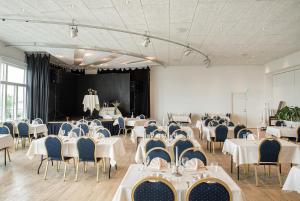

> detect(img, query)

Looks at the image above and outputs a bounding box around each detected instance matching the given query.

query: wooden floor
[0,130,300,201]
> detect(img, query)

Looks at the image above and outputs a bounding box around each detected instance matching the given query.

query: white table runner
[112,164,245,201]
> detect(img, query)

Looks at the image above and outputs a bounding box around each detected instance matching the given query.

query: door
[232,92,247,126]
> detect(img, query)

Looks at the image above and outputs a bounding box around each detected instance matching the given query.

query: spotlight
[184,47,192,56]
[70,25,78,38]
[142,36,150,47]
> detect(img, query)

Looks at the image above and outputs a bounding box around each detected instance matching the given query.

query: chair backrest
[77,137,96,162]
[275,120,285,127]
[70,127,84,137]
[173,139,194,159]
[146,147,172,164]
[215,125,228,142]
[3,122,14,136]
[186,177,232,201]
[145,139,166,153]
[17,122,29,137]
[148,120,157,125]
[297,127,300,142]
[227,121,234,127]
[118,116,125,129]
[218,119,226,125]
[237,128,253,139]
[180,148,207,166]
[138,114,146,119]
[96,127,111,137]
[45,136,63,161]
[33,118,43,124]
[168,124,180,135]
[60,122,73,136]
[204,118,213,126]
[78,119,88,124]
[168,121,177,126]
[173,129,188,138]
[132,176,177,201]
[233,124,246,138]
[153,129,167,137]
[0,125,10,135]
[208,120,219,127]
[146,124,158,135]
[77,123,89,135]
[258,138,281,163]
[92,119,102,126]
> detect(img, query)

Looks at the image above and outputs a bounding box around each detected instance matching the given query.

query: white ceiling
[0,0,299,68]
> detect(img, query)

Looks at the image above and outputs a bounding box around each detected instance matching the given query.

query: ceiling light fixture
[70,19,78,38]
[184,44,192,56]
[142,33,151,47]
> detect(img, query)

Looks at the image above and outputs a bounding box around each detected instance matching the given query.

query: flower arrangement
[112,101,120,108]
[88,88,97,95]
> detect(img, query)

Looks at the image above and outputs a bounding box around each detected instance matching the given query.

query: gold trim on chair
[254,137,282,187]
[131,176,177,201]
[186,177,233,201]
[145,147,173,164]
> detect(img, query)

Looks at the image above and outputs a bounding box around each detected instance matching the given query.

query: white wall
[150,65,265,128]
[0,41,25,63]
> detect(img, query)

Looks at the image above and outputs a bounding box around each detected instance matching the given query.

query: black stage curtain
[26,53,50,123]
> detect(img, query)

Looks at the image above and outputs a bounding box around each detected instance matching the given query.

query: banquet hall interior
[0,0,300,201]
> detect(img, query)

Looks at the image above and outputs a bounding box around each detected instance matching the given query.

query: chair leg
[97,163,100,182]
[7,149,11,162]
[73,158,76,173]
[103,158,106,173]
[109,164,111,179]
[44,160,49,180]
[56,161,59,172]
[84,162,87,173]
[277,166,282,187]
[254,165,258,186]
[268,166,271,177]
[75,161,79,182]
[63,162,67,181]
[212,142,215,154]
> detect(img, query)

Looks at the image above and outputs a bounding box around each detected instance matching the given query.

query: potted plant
[275,106,300,127]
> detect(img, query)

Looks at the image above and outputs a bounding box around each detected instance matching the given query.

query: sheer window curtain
[26,53,50,123]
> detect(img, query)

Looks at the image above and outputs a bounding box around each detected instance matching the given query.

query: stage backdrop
[48,67,150,121]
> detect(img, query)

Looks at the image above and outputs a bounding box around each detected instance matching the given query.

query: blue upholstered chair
[3,122,14,137]
[44,135,74,181]
[168,121,177,126]
[204,118,213,127]
[91,119,102,126]
[210,125,228,154]
[168,123,180,135]
[70,127,84,137]
[96,127,111,138]
[180,148,207,166]
[132,176,177,201]
[148,120,157,125]
[146,124,158,136]
[208,120,219,127]
[237,128,253,139]
[146,148,172,165]
[0,125,10,135]
[33,118,43,124]
[77,123,89,136]
[76,137,102,182]
[145,139,166,153]
[233,124,246,138]
[138,114,146,119]
[227,121,235,127]
[186,178,232,201]
[117,116,127,135]
[275,120,285,127]
[173,129,188,138]
[254,138,282,186]
[59,122,73,136]
[78,119,88,124]
[153,129,167,138]
[172,139,194,159]
[17,122,32,148]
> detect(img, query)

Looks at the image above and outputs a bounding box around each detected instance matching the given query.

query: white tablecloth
[26,136,125,166]
[283,165,300,193]
[266,126,298,138]
[222,139,300,166]
[82,95,100,112]
[131,126,194,143]
[0,134,14,150]
[14,124,48,138]
[135,138,201,164]
[202,126,235,141]
[112,164,245,201]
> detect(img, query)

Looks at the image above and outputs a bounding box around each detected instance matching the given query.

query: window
[0,62,26,122]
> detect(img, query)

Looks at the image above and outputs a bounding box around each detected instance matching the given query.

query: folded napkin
[185,158,205,170]
[148,158,168,170]
[175,134,187,139]
[68,131,78,138]
[154,134,166,139]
